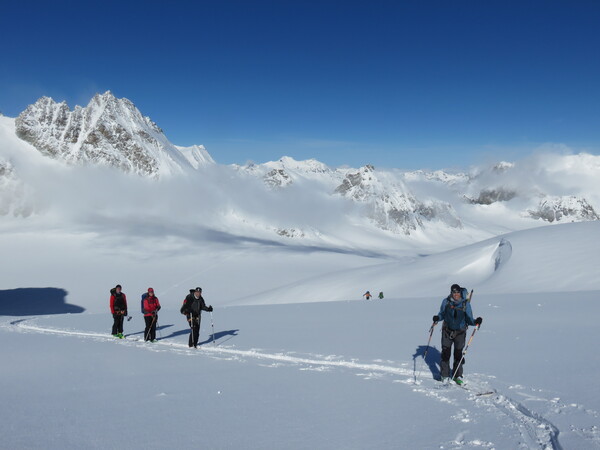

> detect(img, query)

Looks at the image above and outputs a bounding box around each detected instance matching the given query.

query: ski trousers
[112,313,124,335]
[189,316,201,347]
[144,315,157,341]
[440,326,466,378]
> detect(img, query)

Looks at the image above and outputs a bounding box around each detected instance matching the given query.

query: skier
[432,284,482,384]
[180,287,213,348]
[363,291,372,300]
[142,288,161,342]
[378,291,384,299]
[109,284,128,338]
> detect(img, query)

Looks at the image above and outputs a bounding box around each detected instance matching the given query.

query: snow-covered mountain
[3,92,600,246]
[528,195,600,222]
[15,91,209,177]
[333,164,462,234]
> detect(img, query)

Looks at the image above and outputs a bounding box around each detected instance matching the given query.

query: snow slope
[237,221,600,305]
[1,289,598,449]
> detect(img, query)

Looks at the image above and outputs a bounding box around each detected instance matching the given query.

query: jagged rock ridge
[529,196,599,223]
[15,92,209,177]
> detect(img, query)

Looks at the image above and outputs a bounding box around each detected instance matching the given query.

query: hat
[450,284,461,293]
[195,287,202,292]
[115,284,122,289]
[148,287,154,293]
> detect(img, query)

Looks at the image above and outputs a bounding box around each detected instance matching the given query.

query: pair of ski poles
[416,290,480,383]
[416,321,480,383]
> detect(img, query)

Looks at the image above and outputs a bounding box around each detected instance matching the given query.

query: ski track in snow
[5,318,599,449]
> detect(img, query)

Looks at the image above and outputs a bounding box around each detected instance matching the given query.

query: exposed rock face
[335,165,462,234]
[264,169,293,189]
[529,196,600,223]
[15,92,199,177]
[467,188,518,205]
[276,228,305,238]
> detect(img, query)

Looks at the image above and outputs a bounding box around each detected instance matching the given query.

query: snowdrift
[236,221,600,305]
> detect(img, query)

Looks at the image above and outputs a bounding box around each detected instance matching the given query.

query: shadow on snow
[158,326,240,346]
[412,345,441,380]
[0,288,85,316]
[201,329,239,346]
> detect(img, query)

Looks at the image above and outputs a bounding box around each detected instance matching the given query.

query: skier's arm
[435,299,447,323]
[123,293,128,315]
[110,295,115,314]
[465,302,476,326]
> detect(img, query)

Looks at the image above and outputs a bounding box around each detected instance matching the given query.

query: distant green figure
[378,291,384,299]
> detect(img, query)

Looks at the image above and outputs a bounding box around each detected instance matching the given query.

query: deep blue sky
[1,1,599,169]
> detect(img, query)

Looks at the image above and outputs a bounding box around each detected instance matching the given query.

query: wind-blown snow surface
[1,221,600,448]
[1,291,599,449]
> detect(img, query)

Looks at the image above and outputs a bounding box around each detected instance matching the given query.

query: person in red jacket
[109,284,128,338]
[142,288,161,342]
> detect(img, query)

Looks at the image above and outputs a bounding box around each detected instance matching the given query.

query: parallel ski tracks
[6,317,564,449]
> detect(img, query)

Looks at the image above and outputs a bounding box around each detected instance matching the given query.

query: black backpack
[141,293,148,314]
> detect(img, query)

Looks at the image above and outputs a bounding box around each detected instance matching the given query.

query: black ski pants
[440,326,466,378]
[112,313,124,335]
[144,315,157,341]
[189,316,201,347]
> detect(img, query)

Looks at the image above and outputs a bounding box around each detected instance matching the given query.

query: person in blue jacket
[433,284,482,384]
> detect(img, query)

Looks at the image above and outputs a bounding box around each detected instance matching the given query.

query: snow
[1,288,598,449]
[2,95,600,448]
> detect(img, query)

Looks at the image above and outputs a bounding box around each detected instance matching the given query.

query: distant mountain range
[1,92,598,244]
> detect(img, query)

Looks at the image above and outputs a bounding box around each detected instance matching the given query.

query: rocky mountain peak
[14,92,204,177]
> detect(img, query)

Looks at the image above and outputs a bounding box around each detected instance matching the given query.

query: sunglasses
[451,289,461,294]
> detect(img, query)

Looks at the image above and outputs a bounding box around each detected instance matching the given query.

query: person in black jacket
[180,287,213,348]
[109,284,128,338]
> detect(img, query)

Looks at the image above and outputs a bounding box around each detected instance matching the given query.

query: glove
[157,306,161,311]
[207,305,213,312]
[152,311,157,317]
[475,317,483,326]
[123,311,127,316]
[433,315,439,323]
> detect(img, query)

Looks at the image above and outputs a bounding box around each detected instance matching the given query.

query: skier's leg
[440,327,452,378]
[194,317,201,346]
[452,329,467,378]
[144,316,152,341]
[112,314,119,335]
[151,316,157,340]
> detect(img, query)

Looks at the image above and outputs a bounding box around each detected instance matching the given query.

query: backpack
[141,293,148,314]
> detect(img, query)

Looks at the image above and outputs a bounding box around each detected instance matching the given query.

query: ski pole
[452,323,480,381]
[145,314,157,341]
[415,322,437,382]
[210,311,216,347]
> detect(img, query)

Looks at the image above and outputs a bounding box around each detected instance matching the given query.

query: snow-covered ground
[1,290,598,449]
[1,220,599,449]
